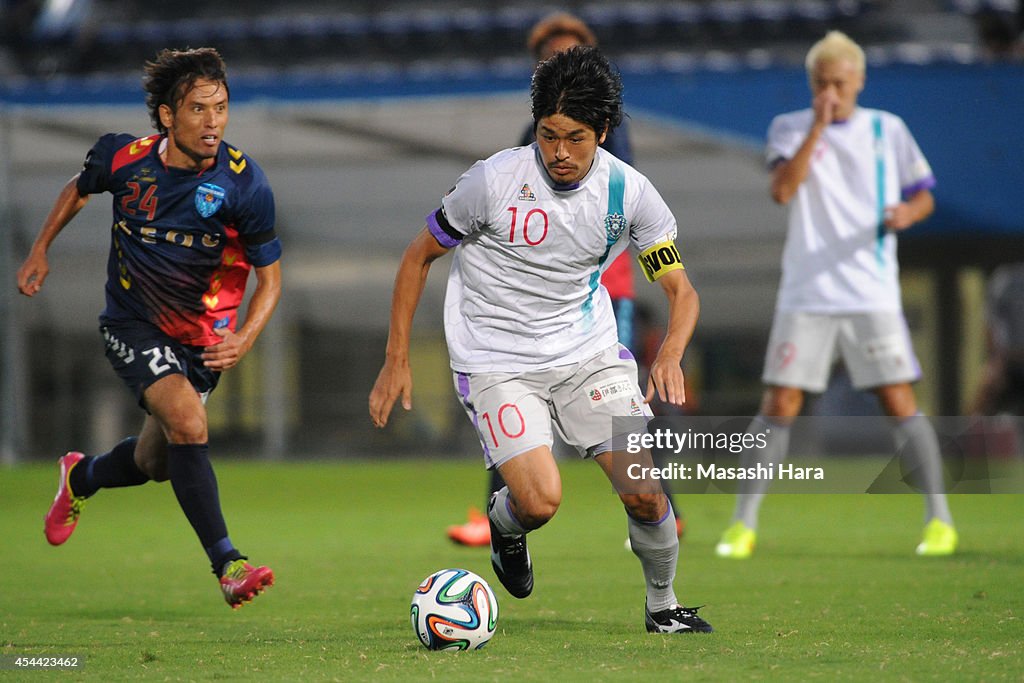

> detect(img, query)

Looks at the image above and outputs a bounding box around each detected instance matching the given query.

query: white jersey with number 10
[427,144,682,374]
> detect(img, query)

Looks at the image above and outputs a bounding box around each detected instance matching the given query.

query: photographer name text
[627,462,824,481]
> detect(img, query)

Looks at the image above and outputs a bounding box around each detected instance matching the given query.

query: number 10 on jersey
[507,207,548,245]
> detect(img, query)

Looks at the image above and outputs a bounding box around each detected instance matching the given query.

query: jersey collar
[158,135,221,177]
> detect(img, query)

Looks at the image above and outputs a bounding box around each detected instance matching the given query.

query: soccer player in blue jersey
[17,47,282,608]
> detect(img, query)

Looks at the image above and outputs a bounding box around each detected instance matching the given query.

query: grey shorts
[453,344,653,469]
[762,310,921,392]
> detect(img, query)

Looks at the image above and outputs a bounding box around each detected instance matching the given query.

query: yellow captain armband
[637,241,685,282]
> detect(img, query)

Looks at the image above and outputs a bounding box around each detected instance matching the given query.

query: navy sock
[488,469,506,507]
[166,443,242,575]
[69,437,149,498]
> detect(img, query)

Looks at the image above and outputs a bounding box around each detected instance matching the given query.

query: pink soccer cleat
[220,560,275,609]
[44,452,87,546]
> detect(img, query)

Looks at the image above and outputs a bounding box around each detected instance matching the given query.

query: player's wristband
[637,241,684,282]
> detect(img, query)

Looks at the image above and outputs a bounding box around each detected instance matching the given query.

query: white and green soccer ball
[410,568,498,651]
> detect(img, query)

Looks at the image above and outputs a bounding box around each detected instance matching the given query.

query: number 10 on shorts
[481,403,525,448]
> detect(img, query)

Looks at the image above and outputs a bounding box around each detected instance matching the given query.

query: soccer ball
[410,568,498,651]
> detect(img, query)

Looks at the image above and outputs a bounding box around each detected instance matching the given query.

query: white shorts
[762,310,921,393]
[453,344,653,470]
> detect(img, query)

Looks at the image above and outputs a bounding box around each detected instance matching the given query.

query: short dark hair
[143,47,229,133]
[530,46,623,137]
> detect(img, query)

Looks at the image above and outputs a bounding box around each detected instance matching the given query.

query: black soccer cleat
[645,603,713,634]
[487,493,534,599]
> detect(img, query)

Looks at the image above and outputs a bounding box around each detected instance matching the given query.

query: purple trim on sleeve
[901,176,936,201]
[426,209,461,249]
[618,346,634,361]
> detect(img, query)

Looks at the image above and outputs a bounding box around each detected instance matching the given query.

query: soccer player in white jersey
[370,46,711,633]
[715,31,958,559]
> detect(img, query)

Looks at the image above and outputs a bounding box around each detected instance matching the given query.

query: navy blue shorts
[100,319,220,408]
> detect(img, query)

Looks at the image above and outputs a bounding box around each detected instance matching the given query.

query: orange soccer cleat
[446,507,492,547]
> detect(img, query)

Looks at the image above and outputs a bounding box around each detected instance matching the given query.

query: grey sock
[892,414,954,525]
[488,486,529,536]
[628,508,678,612]
[733,416,791,529]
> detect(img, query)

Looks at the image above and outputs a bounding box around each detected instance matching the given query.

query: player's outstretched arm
[646,268,699,406]
[17,174,90,296]
[369,227,450,428]
[203,261,282,371]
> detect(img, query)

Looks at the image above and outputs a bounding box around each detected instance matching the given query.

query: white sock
[892,413,954,525]
[733,416,790,529]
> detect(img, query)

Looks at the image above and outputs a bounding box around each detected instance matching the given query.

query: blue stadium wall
[4,61,1021,240]
[625,62,1023,241]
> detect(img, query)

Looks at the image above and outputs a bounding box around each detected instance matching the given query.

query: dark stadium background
[2,0,1022,462]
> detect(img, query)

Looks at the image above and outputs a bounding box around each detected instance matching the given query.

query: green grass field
[1,460,1022,681]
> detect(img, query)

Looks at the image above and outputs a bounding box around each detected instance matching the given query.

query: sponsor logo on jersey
[195,183,226,218]
[629,398,643,416]
[604,212,627,242]
[518,183,536,202]
[133,167,157,183]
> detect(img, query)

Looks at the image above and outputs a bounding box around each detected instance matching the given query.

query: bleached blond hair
[805,30,866,76]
